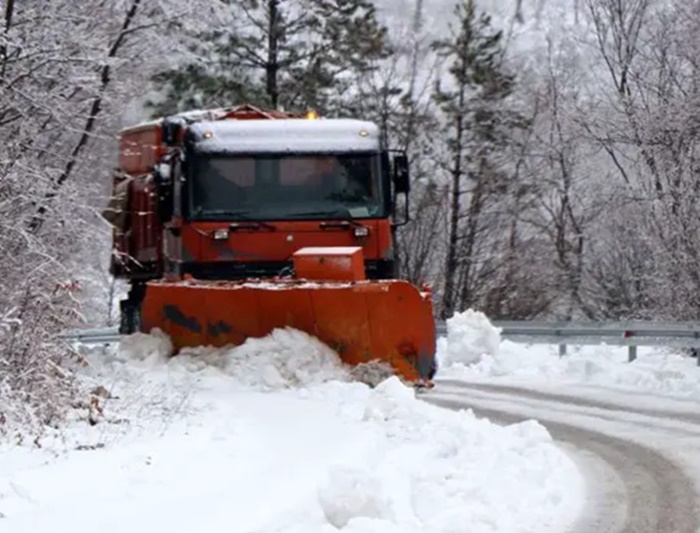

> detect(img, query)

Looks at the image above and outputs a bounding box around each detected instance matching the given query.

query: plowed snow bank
[0,328,584,533]
[437,310,700,399]
[167,327,352,389]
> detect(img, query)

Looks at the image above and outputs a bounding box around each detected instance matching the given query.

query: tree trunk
[0,0,15,79]
[514,0,524,23]
[439,8,470,319]
[441,109,465,318]
[457,161,486,309]
[266,0,280,108]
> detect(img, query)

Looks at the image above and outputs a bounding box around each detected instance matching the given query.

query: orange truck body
[105,104,436,384]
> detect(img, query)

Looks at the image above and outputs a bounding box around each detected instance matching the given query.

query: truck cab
[105,105,411,333]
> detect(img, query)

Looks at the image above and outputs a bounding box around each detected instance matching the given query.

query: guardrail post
[559,344,566,357]
[622,331,637,362]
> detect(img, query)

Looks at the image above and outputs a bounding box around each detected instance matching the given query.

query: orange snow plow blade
[139,278,437,383]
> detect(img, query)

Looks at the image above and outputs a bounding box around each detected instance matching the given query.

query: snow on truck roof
[188,118,381,154]
[119,108,232,133]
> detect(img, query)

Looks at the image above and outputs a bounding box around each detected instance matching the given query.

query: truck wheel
[119,299,140,334]
[118,282,145,335]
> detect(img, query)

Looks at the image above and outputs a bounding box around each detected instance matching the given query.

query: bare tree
[0,0,208,436]
[580,0,700,320]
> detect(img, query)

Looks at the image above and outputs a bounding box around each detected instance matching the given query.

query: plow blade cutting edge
[139,278,437,384]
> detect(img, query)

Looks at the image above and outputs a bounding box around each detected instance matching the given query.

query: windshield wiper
[230,219,276,232]
[287,206,356,219]
[206,211,277,231]
[319,219,363,230]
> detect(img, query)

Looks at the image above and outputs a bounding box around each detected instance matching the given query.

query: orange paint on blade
[139,278,435,383]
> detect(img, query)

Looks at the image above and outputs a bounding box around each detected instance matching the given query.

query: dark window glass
[189,153,384,220]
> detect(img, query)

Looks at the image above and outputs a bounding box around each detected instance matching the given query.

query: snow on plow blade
[139,278,436,383]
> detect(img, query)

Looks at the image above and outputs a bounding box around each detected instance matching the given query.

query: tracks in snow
[421,380,700,533]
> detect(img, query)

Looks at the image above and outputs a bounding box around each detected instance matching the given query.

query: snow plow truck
[102,104,436,385]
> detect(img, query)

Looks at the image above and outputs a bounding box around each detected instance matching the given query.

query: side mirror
[152,161,174,223]
[162,118,183,147]
[153,162,172,186]
[392,153,410,194]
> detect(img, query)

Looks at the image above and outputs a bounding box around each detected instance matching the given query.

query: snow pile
[0,329,583,533]
[118,328,173,363]
[442,339,700,398]
[165,327,352,390]
[318,465,391,528]
[437,309,501,367]
[314,376,582,532]
[348,360,396,388]
[435,309,700,398]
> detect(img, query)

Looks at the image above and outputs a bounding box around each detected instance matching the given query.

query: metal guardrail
[60,327,120,344]
[63,320,700,365]
[489,321,700,364]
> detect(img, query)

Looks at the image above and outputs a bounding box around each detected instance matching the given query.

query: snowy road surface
[423,379,700,533]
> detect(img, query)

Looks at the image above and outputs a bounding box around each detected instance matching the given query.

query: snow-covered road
[423,379,700,532]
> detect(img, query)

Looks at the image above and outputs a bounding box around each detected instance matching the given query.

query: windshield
[188,153,385,221]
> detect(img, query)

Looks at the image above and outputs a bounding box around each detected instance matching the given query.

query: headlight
[353,226,370,238]
[212,228,229,240]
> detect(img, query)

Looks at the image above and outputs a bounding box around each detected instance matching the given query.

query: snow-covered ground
[437,309,700,401]
[0,327,583,533]
[6,305,700,532]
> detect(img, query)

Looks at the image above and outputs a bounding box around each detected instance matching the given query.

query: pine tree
[148,0,392,115]
[432,0,523,319]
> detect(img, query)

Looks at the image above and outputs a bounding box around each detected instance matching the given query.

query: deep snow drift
[438,310,700,400]
[0,327,583,533]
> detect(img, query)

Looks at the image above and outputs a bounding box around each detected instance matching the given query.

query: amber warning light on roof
[305,110,319,119]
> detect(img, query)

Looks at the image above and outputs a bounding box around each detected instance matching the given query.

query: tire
[118,299,140,334]
[118,299,133,334]
[118,282,145,334]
